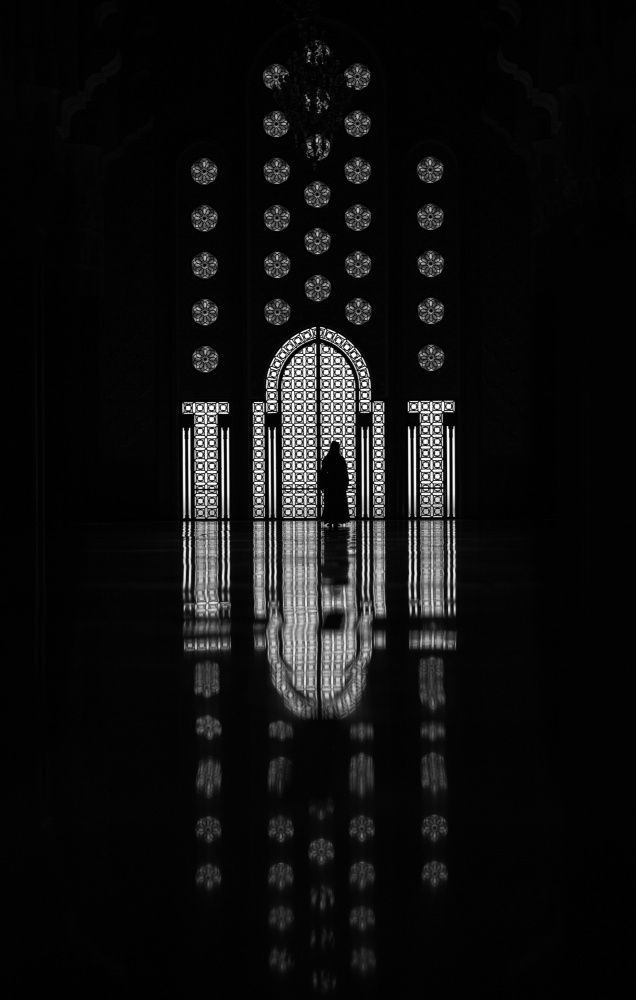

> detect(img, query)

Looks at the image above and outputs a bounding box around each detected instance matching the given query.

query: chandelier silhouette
[276,1,352,165]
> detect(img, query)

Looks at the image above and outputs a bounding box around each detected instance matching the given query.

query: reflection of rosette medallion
[418,345,445,371]
[263,110,289,137]
[418,203,444,230]
[268,720,294,740]
[195,863,221,889]
[195,715,222,739]
[191,158,217,185]
[349,816,375,841]
[304,228,331,254]
[191,252,218,279]
[344,110,371,137]
[268,815,294,842]
[421,814,448,842]
[351,948,376,974]
[268,862,294,889]
[268,906,294,931]
[304,181,330,208]
[195,816,221,843]
[417,156,444,183]
[194,661,219,696]
[192,299,218,326]
[345,62,371,90]
[308,838,335,865]
[196,757,222,796]
[269,948,293,972]
[345,251,372,278]
[264,298,291,325]
[418,250,444,277]
[268,757,292,795]
[264,204,290,231]
[191,205,218,231]
[421,861,448,886]
[349,861,375,888]
[305,135,331,161]
[345,157,371,184]
[346,297,372,325]
[345,204,372,231]
[418,297,444,324]
[349,906,375,930]
[264,251,291,278]
[264,157,290,184]
[305,275,331,302]
[192,346,219,373]
[263,63,289,89]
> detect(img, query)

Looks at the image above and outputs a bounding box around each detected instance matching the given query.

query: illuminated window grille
[407,401,456,518]
[182,402,230,520]
[254,328,385,519]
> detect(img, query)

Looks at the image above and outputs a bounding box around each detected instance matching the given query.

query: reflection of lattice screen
[281,345,319,518]
[408,400,455,517]
[182,401,229,519]
[282,522,319,697]
[320,343,357,517]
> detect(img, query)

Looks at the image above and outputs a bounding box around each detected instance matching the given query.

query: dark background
[8,0,632,993]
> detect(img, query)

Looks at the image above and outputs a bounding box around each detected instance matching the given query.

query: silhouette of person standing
[319,441,350,528]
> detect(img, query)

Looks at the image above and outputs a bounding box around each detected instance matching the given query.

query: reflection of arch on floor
[253,327,385,520]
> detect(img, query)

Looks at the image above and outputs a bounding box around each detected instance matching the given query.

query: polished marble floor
[31,518,617,997]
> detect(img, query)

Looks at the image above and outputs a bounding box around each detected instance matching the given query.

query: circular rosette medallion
[305,275,331,301]
[345,204,372,231]
[344,110,371,137]
[418,297,444,324]
[263,110,289,137]
[417,156,444,183]
[195,816,221,843]
[304,227,331,254]
[421,861,448,886]
[308,838,335,865]
[192,346,219,372]
[191,158,217,185]
[191,252,218,278]
[345,62,371,90]
[421,814,448,842]
[191,205,218,232]
[418,203,444,230]
[418,250,444,277]
[345,251,372,277]
[268,816,294,843]
[264,298,291,325]
[263,63,289,89]
[195,863,221,889]
[418,345,445,371]
[304,180,331,207]
[345,157,371,184]
[264,204,290,231]
[346,297,372,325]
[264,157,290,184]
[264,251,291,278]
[192,299,218,326]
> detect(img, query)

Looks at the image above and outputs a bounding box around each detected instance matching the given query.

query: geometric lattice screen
[182,401,230,519]
[407,400,456,518]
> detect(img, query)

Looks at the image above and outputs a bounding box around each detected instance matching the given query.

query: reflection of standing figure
[319,441,350,528]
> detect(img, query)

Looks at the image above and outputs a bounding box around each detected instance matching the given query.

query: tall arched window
[253,327,384,518]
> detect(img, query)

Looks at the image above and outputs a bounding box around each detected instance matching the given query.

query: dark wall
[16,0,634,523]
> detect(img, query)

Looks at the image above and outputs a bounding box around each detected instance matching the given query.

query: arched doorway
[253,328,385,519]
